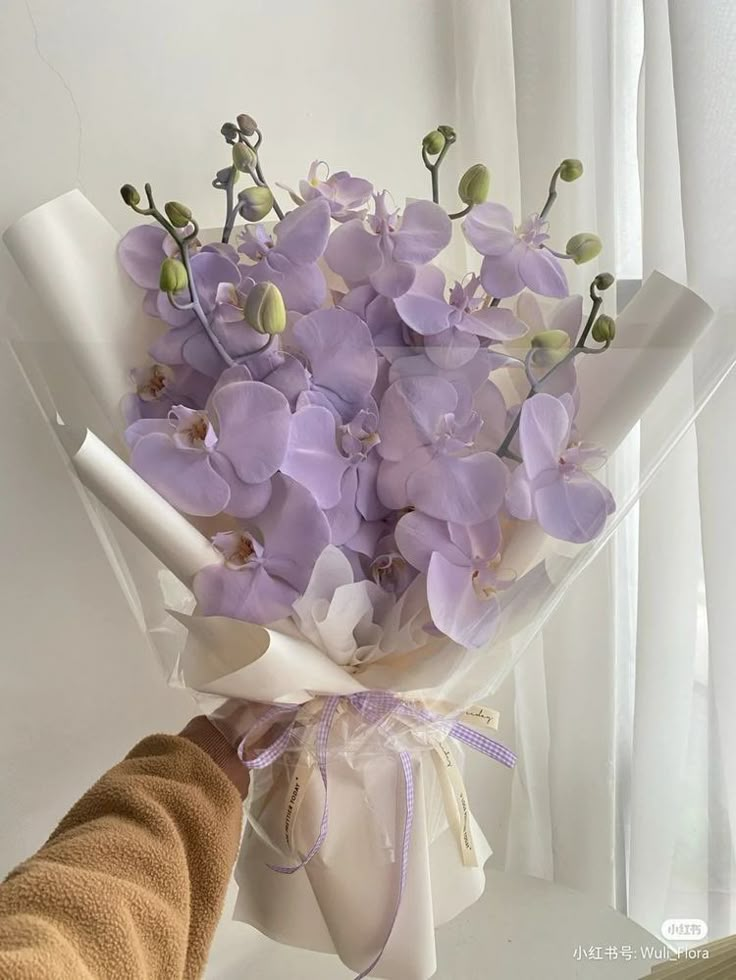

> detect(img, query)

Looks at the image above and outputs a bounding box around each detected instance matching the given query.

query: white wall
[0,2,519,976]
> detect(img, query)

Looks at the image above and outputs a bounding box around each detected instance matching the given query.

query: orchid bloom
[122,363,214,423]
[463,203,569,299]
[238,197,331,314]
[506,392,614,542]
[395,511,513,648]
[125,378,291,518]
[377,376,509,526]
[394,267,526,369]
[193,475,330,625]
[279,160,373,222]
[325,191,451,299]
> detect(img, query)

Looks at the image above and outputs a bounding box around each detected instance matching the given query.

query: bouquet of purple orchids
[117,114,615,654]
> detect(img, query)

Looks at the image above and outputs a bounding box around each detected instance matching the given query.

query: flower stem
[242,130,285,220]
[221,167,238,244]
[449,204,472,220]
[495,281,609,460]
[539,165,562,222]
[423,140,453,205]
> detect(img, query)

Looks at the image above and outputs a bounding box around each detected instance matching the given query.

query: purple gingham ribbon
[238,691,515,980]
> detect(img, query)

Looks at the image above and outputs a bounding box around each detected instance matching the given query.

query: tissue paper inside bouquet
[6,114,736,980]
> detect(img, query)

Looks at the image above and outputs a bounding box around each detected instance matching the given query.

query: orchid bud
[120,184,140,207]
[232,142,257,173]
[221,122,239,143]
[566,232,602,265]
[159,258,188,294]
[594,272,615,291]
[530,329,570,367]
[559,158,584,182]
[591,314,616,343]
[422,130,445,156]
[164,201,192,228]
[438,124,457,143]
[458,164,490,205]
[238,186,274,221]
[236,113,258,136]
[244,282,286,335]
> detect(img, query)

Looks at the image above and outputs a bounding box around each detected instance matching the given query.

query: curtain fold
[455,0,736,942]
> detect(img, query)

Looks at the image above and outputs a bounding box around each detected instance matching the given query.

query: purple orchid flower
[292,307,377,422]
[125,378,291,518]
[377,376,509,525]
[238,197,331,314]
[506,392,614,542]
[193,474,331,625]
[338,284,411,363]
[463,203,569,299]
[395,511,513,648]
[282,399,387,548]
[122,363,214,424]
[394,266,526,369]
[325,192,452,299]
[279,161,373,222]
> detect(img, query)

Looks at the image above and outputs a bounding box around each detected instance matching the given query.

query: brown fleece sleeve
[0,722,245,980]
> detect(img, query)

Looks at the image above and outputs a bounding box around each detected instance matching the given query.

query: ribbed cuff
[180,715,250,799]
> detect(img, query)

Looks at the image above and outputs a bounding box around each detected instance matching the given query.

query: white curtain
[453,0,736,943]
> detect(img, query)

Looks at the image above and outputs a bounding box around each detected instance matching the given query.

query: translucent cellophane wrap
[6,190,736,979]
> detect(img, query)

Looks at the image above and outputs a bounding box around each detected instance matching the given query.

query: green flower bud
[566,232,603,265]
[422,130,446,156]
[559,158,584,182]
[244,282,287,336]
[591,314,616,344]
[221,122,239,143]
[120,184,140,207]
[437,124,457,143]
[236,113,258,137]
[530,329,570,367]
[238,186,274,222]
[594,272,615,291]
[164,201,192,228]
[458,163,490,205]
[530,329,571,351]
[159,258,188,294]
[232,142,257,173]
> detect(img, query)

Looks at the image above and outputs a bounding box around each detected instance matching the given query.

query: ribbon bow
[238,691,515,980]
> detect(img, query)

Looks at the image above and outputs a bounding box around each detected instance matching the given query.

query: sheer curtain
[452,0,736,942]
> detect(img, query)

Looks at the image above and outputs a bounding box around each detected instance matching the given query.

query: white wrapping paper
[6,191,736,980]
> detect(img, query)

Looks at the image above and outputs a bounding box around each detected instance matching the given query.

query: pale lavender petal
[515,291,546,334]
[189,250,241,309]
[369,249,416,299]
[348,519,391,558]
[275,198,332,265]
[325,219,382,284]
[519,392,571,480]
[376,447,433,510]
[377,376,458,460]
[194,562,297,624]
[448,518,502,561]
[118,225,166,289]
[387,355,487,420]
[460,306,527,341]
[331,175,374,210]
[131,433,230,516]
[148,322,196,365]
[325,466,362,546]
[519,247,569,298]
[355,452,387,521]
[462,203,516,255]
[393,201,452,264]
[479,246,526,298]
[394,287,452,336]
[407,451,508,525]
[549,293,584,343]
[506,464,534,521]
[427,552,500,648]
[181,330,229,379]
[472,381,510,452]
[281,405,350,508]
[255,474,330,584]
[534,472,615,543]
[395,511,466,573]
[124,417,171,448]
[210,455,272,518]
[156,289,196,328]
[424,328,479,369]
[214,381,291,483]
[294,309,377,419]
[263,355,310,408]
